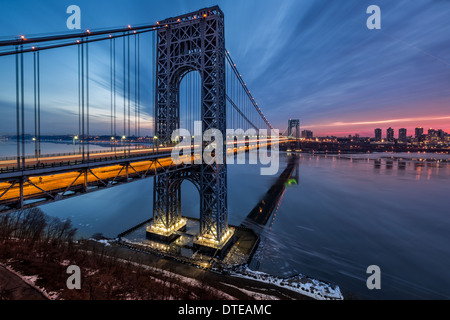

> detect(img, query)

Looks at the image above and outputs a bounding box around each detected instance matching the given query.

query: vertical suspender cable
[193,73,196,133]
[196,72,199,131]
[152,31,156,140]
[194,73,197,133]
[86,39,90,161]
[185,73,188,134]
[237,76,240,130]
[186,73,188,133]
[192,72,194,132]
[15,46,20,169]
[230,69,233,129]
[110,37,113,150]
[81,41,85,161]
[185,73,188,135]
[190,73,193,135]
[191,73,193,134]
[34,51,37,159]
[189,73,191,134]
[228,71,236,129]
[134,34,137,141]
[230,67,233,129]
[20,45,25,168]
[113,38,116,152]
[188,73,190,134]
[137,34,140,139]
[191,72,194,131]
[123,34,126,153]
[184,73,187,133]
[78,43,81,154]
[127,33,131,154]
[182,73,185,132]
[225,68,228,127]
[225,65,228,126]
[236,78,239,130]
[190,73,192,134]
[181,74,184,132]
[37,51,41,159]
[237,74,239,130]
[227,65,235,128]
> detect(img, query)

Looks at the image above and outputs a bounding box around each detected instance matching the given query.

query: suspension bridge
[0,6,297,252]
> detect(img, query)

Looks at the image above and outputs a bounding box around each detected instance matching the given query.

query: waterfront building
[387,127,394,142]
[375,128,382,142]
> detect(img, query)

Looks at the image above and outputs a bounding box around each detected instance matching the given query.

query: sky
[0,0,449,137]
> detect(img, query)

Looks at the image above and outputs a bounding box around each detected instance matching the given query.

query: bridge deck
[0,155,188,213]
[0,139,291,213]
[0,146,175,173]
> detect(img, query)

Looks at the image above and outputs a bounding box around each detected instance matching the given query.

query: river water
[0,140,115,158]
[2,140,449,299]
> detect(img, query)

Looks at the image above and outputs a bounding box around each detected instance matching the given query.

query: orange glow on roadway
[0,138,293,204]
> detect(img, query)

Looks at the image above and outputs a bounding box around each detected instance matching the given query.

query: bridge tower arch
[151,6,230,247]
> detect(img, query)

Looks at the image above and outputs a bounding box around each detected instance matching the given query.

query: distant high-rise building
[301,130,313,139]
[375,128,382,142]
[399,128,407,143]
[387,127,394,142]
[415,127,423,139]
[428,128,437,137]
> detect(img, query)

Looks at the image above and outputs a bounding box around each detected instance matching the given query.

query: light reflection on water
[40,151,450,300]
[253,153,450,300]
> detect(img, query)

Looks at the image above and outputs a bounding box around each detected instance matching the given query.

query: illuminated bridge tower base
[147,6,234,251]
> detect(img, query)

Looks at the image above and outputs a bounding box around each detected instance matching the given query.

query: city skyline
[1,124,448,140]
[298,125,449,140]
[301,116,450,138]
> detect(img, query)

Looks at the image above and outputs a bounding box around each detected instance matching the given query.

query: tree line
[0,208,226,300]
[0,207,77,245]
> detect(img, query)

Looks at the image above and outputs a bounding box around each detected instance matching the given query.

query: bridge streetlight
[154,136,158,153]
[73,135,78,154]
[122,136,126,156]
[111,136,115,155]
[32,137,38,160]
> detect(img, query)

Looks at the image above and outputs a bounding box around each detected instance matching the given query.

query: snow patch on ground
[111,256,237,300]
[220,282,280,300]
[84,268,99,277]
[2,264,61,300]
[22,275,39,284]
[89,239,112,246]
[229,267,343,300]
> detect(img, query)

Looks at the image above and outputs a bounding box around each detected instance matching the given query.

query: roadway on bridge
[0,155,175,203]
[0,146,174,169]
[0,139,290,210]
[0,138,286,169]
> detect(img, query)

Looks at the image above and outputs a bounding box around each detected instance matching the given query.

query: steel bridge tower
[287,119,300,139]
[150,6,231,249]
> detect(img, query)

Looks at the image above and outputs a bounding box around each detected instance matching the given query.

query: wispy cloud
[0,0,449,136]
[307,116,450,128]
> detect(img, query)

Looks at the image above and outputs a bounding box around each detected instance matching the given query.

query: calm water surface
[32,149,450,300]
[0,140,112,158]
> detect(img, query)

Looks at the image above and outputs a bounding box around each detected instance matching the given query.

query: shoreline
[0,238,323,300]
